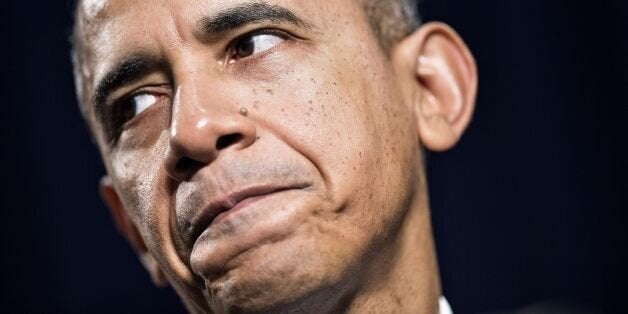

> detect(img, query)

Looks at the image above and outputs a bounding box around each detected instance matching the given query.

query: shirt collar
[439,296,453,314]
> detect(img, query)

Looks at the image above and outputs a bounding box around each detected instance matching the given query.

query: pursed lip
[187,183,309,249]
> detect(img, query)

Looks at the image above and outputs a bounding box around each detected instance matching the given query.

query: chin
[202,232,355,313]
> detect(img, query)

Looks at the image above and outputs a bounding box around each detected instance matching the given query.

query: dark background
[5,0,627,313]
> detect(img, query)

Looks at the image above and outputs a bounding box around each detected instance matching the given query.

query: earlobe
[393,22,478,151]
[99,176,169,287]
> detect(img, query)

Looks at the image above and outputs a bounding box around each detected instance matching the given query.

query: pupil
[237,38,254,57]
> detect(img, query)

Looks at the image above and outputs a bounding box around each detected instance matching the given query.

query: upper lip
[187,183,308,247]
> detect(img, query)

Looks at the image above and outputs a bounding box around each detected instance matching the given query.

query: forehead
[76,0,371,94]
[79,0,339,17]
[76,0,364,56]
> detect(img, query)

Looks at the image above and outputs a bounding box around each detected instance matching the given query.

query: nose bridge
[171,73,216,139]
[165,67,257,181]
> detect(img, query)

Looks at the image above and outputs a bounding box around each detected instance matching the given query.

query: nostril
[175,157,204,178]
[216,133,243,150]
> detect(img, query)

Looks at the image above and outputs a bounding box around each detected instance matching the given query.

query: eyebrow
[92,2,310,121]
[92,53,161,122]
[198,2,311,35]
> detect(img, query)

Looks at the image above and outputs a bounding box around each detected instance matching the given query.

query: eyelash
[225,29,291,64]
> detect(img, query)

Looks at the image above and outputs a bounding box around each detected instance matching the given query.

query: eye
[116,92,162,126]
[129,93,159,117]
[230,32,286,61]
[103,88,169,145]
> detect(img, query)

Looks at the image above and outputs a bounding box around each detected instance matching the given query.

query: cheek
[249,49,417,228]
[253,68,378,184]
[108,131,170,235]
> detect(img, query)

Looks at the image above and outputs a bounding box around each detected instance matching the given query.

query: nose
[165,85,257,181]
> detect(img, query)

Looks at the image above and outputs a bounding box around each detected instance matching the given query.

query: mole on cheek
[239,107,248,116]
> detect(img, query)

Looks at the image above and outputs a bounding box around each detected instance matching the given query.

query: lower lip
[211,193,276,226]
[190,187,311,278]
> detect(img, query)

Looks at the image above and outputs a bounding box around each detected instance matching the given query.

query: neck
[345,186,441,313]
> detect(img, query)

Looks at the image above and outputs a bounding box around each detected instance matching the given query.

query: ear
[392,22,478,151]
[99,176,169,287]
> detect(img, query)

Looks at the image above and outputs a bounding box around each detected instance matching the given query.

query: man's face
[77,0,423,311]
